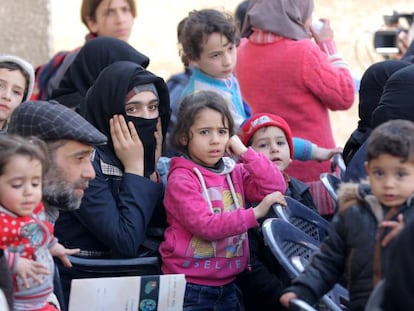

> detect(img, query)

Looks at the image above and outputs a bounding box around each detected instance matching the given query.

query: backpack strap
[32,51,71,100]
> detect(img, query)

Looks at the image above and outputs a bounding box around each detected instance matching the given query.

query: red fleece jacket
[236,37,355,182]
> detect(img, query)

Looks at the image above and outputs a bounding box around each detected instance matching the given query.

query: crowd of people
[1,0,414,310]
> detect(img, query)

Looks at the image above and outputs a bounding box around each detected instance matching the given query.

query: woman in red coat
[235,0,355,217]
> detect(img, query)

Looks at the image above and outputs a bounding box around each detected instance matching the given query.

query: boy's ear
[85,17,98,34]
[364,161,369,173]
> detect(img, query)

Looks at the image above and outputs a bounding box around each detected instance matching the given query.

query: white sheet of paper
[68,274,186,311]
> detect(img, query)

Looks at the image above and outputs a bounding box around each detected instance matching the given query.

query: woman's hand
[110,115,144,175]
[154,118,163,165]
[311,18,334,43]
[149,118,163,182]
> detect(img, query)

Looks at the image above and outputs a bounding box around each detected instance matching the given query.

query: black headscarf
[51,36,150,114]
[84,61,170,177]
[342,60,411,165]
[358,60,411,129]
[371,64,414,128]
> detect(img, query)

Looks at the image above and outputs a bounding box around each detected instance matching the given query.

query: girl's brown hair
[0,135,48,176]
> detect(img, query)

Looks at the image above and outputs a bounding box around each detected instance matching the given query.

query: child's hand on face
[381,213,404,247]
[226,135,248,157]
[253,191,286,219]
[16,257,50,288]
[49,242,80,268]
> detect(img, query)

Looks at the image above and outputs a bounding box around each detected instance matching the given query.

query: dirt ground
[49,0,414,146]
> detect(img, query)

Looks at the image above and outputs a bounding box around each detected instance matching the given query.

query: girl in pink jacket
[160,90,286,310]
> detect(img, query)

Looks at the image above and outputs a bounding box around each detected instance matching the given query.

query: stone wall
[1,0,413,144]
[1,0,413,76]
[0,0,50,66]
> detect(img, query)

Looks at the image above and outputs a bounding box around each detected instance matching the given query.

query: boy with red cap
[237,112,318,311]
[239,113,317,211]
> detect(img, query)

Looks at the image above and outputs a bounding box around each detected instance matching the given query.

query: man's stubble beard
[42,163,85,211]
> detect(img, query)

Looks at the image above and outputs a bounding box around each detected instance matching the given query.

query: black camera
[374,30,400,54]
[373,11,413,54]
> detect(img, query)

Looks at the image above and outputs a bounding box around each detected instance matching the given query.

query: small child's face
[0,155,42,216]
[0,68,26,123]
[185,108,230,167]
[365,154,414,208]
[192,32,237,79]
[250,126,291,172]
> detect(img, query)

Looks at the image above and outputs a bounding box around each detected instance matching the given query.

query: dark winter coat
[237,177,316,311]
[284,182,414,310]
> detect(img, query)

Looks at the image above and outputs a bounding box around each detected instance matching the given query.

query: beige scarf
[241,0,314,40]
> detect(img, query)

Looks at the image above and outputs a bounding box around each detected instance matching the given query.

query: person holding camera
[374,11,412,61]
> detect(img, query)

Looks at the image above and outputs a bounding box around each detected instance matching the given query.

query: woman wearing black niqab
[54,60,170,305]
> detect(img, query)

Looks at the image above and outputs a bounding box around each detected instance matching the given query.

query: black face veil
[84,60,171,177]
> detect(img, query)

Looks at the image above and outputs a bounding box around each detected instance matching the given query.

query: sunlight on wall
[50,0,243,79]
[49,0,414,146]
